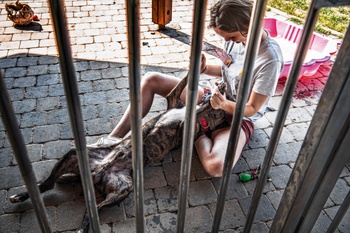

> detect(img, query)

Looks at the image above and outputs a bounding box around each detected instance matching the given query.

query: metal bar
[0,73,52,233]
[176,0,207,232]
[270,19,350,233]
[125,0,145,232]
[326,190,350,233]
[244,0,320,231]
[212,0,268,232]
[47,0,100,232]
[299,125,350,232]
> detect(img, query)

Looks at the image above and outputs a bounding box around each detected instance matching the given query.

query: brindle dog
[10,74,228,232]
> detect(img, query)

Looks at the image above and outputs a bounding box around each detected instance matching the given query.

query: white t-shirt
[222,32,284,122]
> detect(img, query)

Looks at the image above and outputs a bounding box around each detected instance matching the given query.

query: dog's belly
[158,107,186,125]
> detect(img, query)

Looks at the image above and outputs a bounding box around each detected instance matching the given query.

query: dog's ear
[166,73,188,110]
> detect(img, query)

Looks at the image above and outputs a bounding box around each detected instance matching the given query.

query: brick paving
[0,0,349,232]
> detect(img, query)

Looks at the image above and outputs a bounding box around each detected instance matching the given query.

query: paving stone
[184,206,213,233]
[20,207,55,233]
[47,108,70,124]
[163,161,182,186]
[144,166,167,190]
[154,185,179,213]
[329,178,350,205]
[12,99,36,113]
[56,201,86,232]
[0,147,12,168]
[20,111,47,127]
[25,144,43,163]
[145,212,177,233]
[27,64,49,76]
[266,189,284,210]
[0,166,24,189]
[208,199,245,231]
[263,126,295,144]
[49,84,65,96]
[83,91,107,105]
[43,140,71,159]
[239,194,276,222]
[96,103,121,119]
[8,88,25,101]
[13,76,36,88]
[212,174,248,201]
[78,81,94,93]
[324,206,350,233]
[0,213,20,233]
[33,124,61,143]
[37,73,60,86]
[0,190,6,215]
[112,218,137,233]
[242,148,266,169]
[270,165,293,190]
[287,107,313,123]
[124,189,157,217]
[273,143,298,165]
[37,96,61,111]
[285,122,310,141]
[188,180,217,207]
[99,202,126,224]
[32,160,57,183]
[4,67,27,78]
[248,129,269,149]
[312,210,332,233]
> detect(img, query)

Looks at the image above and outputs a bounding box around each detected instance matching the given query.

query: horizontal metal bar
[47,0,100,232]
[0,72,51,233]
[125,0,145,232]
[176,0,207,232]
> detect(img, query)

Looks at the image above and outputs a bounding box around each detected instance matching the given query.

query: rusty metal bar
[176,0,207,232]
[0,72,52,233]
[47,0,100,232]
[212,0,269,232]
[125,0,145,232]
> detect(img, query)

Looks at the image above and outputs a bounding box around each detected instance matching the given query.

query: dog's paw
[9,193,28,203]
[10,194,22,203]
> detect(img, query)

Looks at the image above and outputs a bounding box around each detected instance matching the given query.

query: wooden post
[152,0,172,29]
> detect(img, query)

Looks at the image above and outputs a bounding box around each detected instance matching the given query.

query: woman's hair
[209,0,253,35]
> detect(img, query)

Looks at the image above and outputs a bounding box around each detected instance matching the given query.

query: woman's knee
[142,72,161,88]
[204,157,225,177]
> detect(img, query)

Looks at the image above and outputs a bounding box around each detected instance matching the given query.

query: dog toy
[5,0,34,26]
[239,164,272,182]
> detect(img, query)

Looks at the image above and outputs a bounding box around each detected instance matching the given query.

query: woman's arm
[210,88,268,117]
[200,54,222,77]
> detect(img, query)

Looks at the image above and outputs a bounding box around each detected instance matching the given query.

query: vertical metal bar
[0,73,52,233]
[299,127,350,232]
[212,1,268,232]
[125,0,145,231]
[326,190,350,233]
[176,0,207,232]
[243,1,320,232]
[47,0,100,232]
[270,21,350,232]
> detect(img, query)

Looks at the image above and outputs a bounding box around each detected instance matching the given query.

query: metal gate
[0,0,349,232]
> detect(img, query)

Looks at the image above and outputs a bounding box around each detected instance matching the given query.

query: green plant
[267,0,349,38]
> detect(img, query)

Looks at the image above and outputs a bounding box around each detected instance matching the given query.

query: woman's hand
[210,85,228,110]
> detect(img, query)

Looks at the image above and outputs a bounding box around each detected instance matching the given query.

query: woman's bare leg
[109,72,204,138]
[194,127,247,177]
